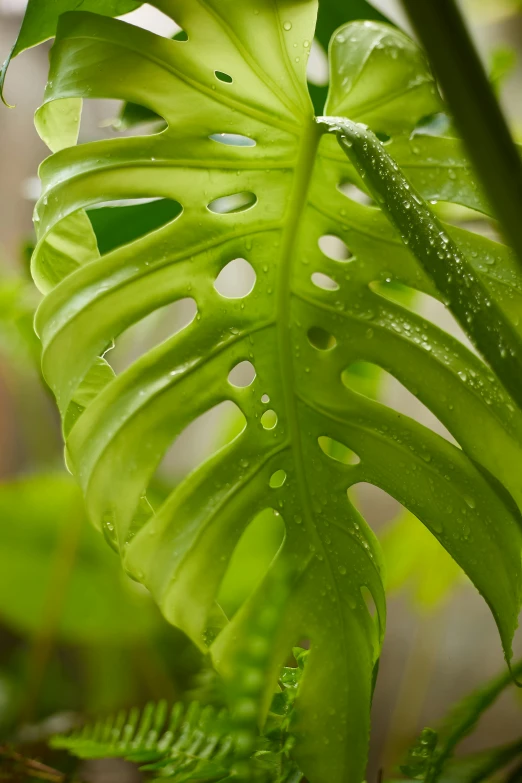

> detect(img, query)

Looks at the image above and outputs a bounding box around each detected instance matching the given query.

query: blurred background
[0,1,521,780]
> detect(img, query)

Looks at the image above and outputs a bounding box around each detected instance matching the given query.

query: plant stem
[399,0,522,269]
[0,746,66,782]
[21,501,84,723]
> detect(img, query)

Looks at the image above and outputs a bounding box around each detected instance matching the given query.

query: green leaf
[381,512,462,612]
[87,199,183,257]
[24,8,522,783]
[0,474,160,643]
[1,0,143,105]
[310,0,390,113]
[0,275,41,364]
[489,46,517,97]
[400,0,522,274]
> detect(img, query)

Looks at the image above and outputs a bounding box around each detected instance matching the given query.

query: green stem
[21,501,84,722]
[318,116,522,412]
[399,0,522,269]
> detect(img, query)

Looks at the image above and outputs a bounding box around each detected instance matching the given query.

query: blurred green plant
[463,0,521,22]
[381,512,463,613]
[402,657,522,783]
[489,46,518,98]
[0,473,159,643]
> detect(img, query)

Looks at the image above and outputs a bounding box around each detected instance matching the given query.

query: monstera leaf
[0,0,386,108]
[21,3,522,782]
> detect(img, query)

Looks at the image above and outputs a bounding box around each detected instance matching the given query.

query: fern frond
[50,699,235,781]
[51,665,307,782]
[400,728,438,780]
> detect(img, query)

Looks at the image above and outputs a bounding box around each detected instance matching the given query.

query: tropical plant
[3,1,522,782]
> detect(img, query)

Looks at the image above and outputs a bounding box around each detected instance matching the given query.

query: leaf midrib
[277,120,321,543]
[277,119,367,778]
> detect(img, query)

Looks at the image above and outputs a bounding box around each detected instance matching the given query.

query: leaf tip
[0,46,16,109]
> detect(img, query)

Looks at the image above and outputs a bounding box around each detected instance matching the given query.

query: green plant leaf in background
[404,657,522,783]
[0,474,159,642]
[489,46,518,98]
[381,512,462,613]
[15,5,522,783]
[309,0,390,113]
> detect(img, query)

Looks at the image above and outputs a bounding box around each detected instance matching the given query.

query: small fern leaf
[50,699,234,774]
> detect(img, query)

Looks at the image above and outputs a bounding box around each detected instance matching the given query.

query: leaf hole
[360,585,377,618]
[318,436,360,466]
[87,199,182,255]
[307,39,329,87]
[269,470,287,489]
[209,133,256,147]
[318,235,352,262]
[208,192,257,215]
[308,327,337,351]
[342,362,459,447]
[261,410,278,430]
[411,112,451,138]
[107,298,197,375]
[214,258,256,299]
[311,272,340,291]
[348,484,403,531]
[369,281,475,353]
[338,181,375,207]
[261,394,270,404]
[215,71,233,84]
[217,508,286,618]
[118,4,182,38]
[155,401,245,482]
[228,361,256,388]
